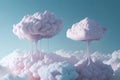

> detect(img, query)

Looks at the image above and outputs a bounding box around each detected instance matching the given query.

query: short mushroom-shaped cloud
[13,11,62,42]
[66,17,106,41]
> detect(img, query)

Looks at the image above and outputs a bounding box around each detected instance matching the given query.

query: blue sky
[0,0,120,58]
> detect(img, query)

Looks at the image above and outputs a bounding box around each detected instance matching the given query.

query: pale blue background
[0,0,120,58]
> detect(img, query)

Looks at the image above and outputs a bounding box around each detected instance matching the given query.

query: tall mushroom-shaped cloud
[13,11,62,50]
[66,17,107,62]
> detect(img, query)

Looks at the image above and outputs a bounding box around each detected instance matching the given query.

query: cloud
[0,50,78,80]
[105,50,120,80]
[0,65,10,77]
[66,17,106,41]
[45,52,79,65]
[0,50,26,75]
[38,61,78,80]
[75,58,113,80]
[13,11,62,42]
[55,50,85,60]
[112,66,120,80]
[106,50,120,71]
[91,51,111,62]
[0,73,29,80]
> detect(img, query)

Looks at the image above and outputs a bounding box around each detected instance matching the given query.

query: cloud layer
[0,50,120,80]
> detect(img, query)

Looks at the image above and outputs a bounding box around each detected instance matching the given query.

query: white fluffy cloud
[91,51,111,62]
[0,73,29,80]
[106,50,120,71]
[66,17,106,41]
[38,61,78,80]
[0,65,10,77]
[13,11,62,42]
[75,58,113,80]
[112,66,120,80]
[55,50,85,60]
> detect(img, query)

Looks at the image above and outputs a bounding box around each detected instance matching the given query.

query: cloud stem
[86,40,91,65]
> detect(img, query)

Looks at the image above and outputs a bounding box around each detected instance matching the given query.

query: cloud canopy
[13,11,62,42]
[66,17,106,41]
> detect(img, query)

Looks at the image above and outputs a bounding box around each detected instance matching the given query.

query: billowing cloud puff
[75,58,113,80]
[106,50,120,71]
[45,52,79,65]
[106,50,120,80]
[112,66,120,80]
[74,50,120,80]
[0,50,44,77]
[55,50,85,60]
[105,50,120,80]
[0,73,29,80]
[38,61,78,80]
[91,51,111,62]
[66,17,106,41]
[55,50,111,62]
[13,11,62,42]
